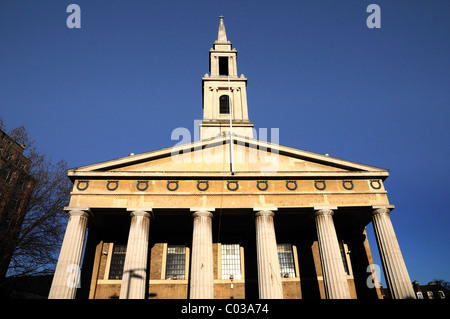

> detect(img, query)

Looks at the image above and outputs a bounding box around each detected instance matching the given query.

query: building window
[427,291,434,299]
[2,169,12,182]
[221,244,241,279]
[12,198,21,212]
[219,95,230,114]
[108,244,127,279]
[416,291,424,299]
[219,56,228,76]
[339,241,350,275]
[438,290,445,299]
[277,243,296,278]
[165,245,186,280]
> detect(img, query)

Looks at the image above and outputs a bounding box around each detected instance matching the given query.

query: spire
[217,15,228,43]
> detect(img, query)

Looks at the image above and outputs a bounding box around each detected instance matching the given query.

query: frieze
[72,179,387,194]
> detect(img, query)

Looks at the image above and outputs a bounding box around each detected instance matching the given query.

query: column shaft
[314,207,351,299]
[255,209,283,299]
[48,208,89,299]
[190,209,214,299]
[372,207,415,299]
[119,209,151,299]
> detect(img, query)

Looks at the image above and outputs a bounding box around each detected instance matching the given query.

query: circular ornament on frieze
[343,180,354,190]
[227,181,239,191]
[106,181,119,191]
[197,180,209,191]
[257,180,268,191]
[370,180,381,190]
[167,181,179,191]
[286,180,297,191]
[314,180,326,190]
[76,180,89,191]
[136,181,149,191]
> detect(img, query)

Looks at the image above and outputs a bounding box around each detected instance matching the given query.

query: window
[165,245,186,280]
[339,241,350,275]
[219,95,230,114]
[438,290,446,299]
[219,56,228,76]
[427,291,434,299]
[277,243,296,278]
[2,169,12,182]
[416,291,424,299]
[108,244,127,279]
[12,198,21,212]
[221,244,241,279]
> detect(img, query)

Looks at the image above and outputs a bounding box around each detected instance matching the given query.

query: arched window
[219,95,230,114]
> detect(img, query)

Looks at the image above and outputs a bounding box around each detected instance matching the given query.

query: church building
[48,17,415,299]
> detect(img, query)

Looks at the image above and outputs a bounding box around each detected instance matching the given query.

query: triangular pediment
[68,135,388,179]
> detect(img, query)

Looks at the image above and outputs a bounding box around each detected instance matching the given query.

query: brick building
[0,129,35,280]
[49,17,415,299]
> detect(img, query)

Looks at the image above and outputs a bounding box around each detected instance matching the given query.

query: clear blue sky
[1,1,449,288]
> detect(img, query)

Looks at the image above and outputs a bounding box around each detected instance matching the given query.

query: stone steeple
[217,15,227,43]
[199,16,254,140]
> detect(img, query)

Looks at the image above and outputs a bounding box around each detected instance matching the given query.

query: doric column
[254,208,283,299]
[48,207,90,299]
[189,208,215,299]
[119,208,152,299]
[314,207,351,299]
[371,206,415,299]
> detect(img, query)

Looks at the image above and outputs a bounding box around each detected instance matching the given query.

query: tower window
[219,56,229,76]
[219,95,230,114]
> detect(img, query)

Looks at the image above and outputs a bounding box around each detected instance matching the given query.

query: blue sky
[1,1,449,288]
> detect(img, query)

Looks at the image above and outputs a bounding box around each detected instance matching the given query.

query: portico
[49,17,414,300]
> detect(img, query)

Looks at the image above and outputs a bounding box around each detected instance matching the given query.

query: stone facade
[49,17,414,299]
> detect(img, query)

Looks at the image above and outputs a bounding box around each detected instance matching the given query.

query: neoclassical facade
[48,17,415,299]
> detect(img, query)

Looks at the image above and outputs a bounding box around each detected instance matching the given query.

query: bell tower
[200,16,254,140]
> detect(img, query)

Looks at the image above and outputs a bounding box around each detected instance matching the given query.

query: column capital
[371,205,394,216]
[127,208,153,219]
[190,207,215,212]
[254,207,277,212]
[314,206,337,216]
[63,207,90,218]
[254,207,277,218]
[192,211,214,219]
[190,208,215,219]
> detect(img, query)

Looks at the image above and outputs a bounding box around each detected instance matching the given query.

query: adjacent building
[0,129,35,280]
[49,17,415,299]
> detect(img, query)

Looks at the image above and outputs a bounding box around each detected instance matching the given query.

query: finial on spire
[217,15,227,43]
